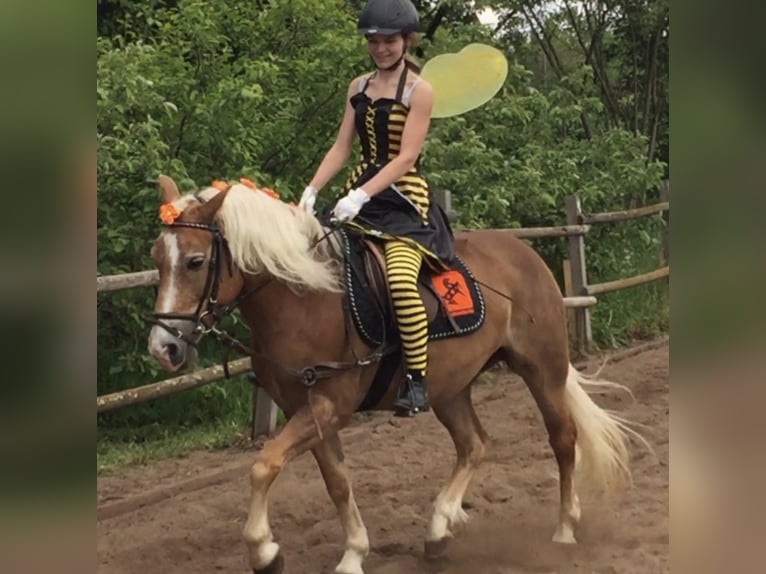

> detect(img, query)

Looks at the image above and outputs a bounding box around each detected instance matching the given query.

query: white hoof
[335,549,365,574]
[252,541,281,569]
[552,528,577,544]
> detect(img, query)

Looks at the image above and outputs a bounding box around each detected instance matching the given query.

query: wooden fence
[97,184,669,438]
[562,182,670,355]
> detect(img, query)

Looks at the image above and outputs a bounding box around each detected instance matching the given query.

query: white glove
[332,188,370,222]
[298,186,318,214]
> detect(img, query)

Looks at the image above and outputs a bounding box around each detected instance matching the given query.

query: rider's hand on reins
[332,188,370,223]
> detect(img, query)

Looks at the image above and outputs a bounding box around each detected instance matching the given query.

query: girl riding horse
[299,0,455,417]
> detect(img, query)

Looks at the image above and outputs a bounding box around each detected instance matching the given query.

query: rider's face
[366,34,405,68]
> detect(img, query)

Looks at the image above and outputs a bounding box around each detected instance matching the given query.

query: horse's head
[147,175,244,372]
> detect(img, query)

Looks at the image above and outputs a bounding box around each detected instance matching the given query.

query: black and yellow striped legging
[384,240,428,376]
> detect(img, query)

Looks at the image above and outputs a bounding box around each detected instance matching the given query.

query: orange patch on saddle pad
[431,270,475,317]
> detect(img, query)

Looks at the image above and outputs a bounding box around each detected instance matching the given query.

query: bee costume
[316,0,508,416]
[331,0,457,417]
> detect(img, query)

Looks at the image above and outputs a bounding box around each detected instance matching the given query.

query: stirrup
[393,374,429,417]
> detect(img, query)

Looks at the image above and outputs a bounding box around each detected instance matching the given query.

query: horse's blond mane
[176,184,343,293]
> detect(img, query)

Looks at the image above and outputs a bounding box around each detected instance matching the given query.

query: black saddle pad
[342,230,485,348]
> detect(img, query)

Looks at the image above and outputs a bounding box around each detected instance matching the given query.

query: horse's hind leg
[515,359,581,544]
[312,433,369,574]
[425,384,487,558]
[509,339,636,545]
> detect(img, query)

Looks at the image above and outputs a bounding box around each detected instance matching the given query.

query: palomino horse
[147,175,642,574]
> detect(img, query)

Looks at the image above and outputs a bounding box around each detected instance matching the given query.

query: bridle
[145,219,260,357]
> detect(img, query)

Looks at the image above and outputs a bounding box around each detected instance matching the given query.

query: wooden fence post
[433,188,457,221]
[562,258,576,348]
[252,385,278,439]
[564,196,592,355]
[660,179,670,265]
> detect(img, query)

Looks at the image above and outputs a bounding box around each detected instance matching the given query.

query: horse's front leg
[312,433,369,574]
[243,396,341,573]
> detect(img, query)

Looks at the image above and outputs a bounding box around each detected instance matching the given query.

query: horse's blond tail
[564,363,651,492]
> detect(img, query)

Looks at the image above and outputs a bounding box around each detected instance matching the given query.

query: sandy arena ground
[97,341,668,574]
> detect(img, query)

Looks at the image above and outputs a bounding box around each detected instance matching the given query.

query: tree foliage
[485,0,669,165]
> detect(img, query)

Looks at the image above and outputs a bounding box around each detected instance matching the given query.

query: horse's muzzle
[148,323,199,372]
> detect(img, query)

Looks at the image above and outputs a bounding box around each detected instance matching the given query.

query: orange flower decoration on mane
[260,186,280,200]
[159,203,181,224]
[238,177,280,200]
[211,177,282,201]
[239,177,256,189]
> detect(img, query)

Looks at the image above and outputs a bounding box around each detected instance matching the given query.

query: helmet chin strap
[380,53,404,71]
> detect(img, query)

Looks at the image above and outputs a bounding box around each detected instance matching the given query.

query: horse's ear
[158,174,180,203]
[196,188,229,222]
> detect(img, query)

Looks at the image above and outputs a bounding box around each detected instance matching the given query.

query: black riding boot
[393,371,429,417]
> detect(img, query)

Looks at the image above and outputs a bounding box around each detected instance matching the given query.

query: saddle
[342,230,485,348]
[341,229,485,412]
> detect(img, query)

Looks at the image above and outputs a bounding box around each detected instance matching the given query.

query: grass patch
[97,418,250,476]
[590,280,669,349]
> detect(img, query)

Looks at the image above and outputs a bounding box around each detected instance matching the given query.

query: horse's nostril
[165,343,180,365]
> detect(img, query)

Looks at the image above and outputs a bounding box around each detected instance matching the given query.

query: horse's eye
[186,256,205,270]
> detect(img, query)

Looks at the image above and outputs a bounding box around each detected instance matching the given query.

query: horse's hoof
[424,537,449,560]
[552,531,577,544]
[253,553,284,574]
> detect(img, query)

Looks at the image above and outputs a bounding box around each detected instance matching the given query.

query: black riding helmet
[357,0,420,36]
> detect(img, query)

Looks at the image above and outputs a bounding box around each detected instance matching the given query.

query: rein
[146,215,393,387]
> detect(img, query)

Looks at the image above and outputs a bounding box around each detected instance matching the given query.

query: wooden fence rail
[585,266,669,296]
[97,358,251,414]
[98,270,159,293]
[581,202,669,224]
[509,225,590,239]
[97,185,669,437]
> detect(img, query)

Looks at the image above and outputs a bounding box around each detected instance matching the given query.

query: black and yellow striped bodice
[342,75,431,224]
[352,94,415,167]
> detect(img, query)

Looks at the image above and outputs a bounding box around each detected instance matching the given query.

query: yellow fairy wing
[420,43,508,118]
